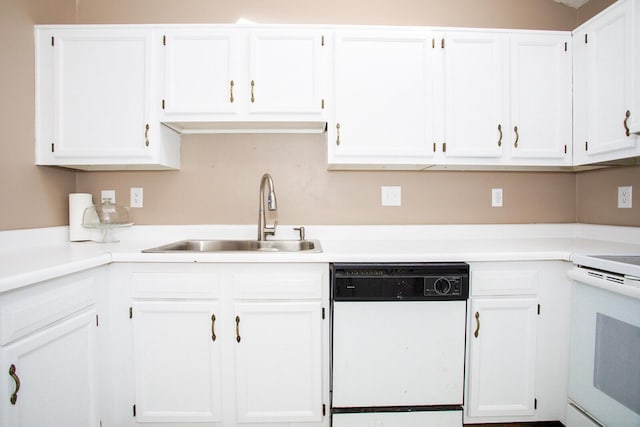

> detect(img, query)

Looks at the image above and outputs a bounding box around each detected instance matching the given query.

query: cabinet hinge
[537,304,541,315]
[584,33,588,44]
[322,403,326,416]
[51,143,55,153]
[585,141,589,151]
[162,35,166,46]
[432,38,435,49]
[534,398,538,410]
[322,307,325,319]
[321,99,325,109]
[564,42,567,52]
[321,35,325,46]
[129,307,133,319]
[51,36,55,46]
[441,38,445,49]
[96,314,99,326]
[133,404,136,417]
[162,99,165,110]
[443,142,447,152]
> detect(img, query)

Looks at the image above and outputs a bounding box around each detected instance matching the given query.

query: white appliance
[331,263,469,427]
[567,255,640,427]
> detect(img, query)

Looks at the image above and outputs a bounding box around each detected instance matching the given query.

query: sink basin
[142,239,322,253]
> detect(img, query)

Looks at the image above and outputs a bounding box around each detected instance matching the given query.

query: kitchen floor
[466,423,564,427]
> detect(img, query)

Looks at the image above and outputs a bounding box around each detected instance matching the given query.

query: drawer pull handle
[336,123,341,146]
[144,123,150,147]
[474,312,480,338]
[250,80,255,103]
[624,110,631,137]
[9,364,20,405]
[229,80,235,103]
[514,125,519,148]
[235,315,241,343]
[497,124,502,147]
[211,314,217,342]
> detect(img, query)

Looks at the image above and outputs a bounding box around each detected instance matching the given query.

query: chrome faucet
[258,173,278,241]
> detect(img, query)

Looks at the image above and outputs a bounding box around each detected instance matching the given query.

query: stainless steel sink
[142,239,322,253]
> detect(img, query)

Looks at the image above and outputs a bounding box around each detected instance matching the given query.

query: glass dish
[82,199,133,243]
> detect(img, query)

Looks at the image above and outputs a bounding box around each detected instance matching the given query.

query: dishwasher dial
[434,277,452,295]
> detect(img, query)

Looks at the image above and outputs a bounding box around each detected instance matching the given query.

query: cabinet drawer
[233,273,322,300]
[0,271,95,345]
[132,272,220,299]
[472,268,538,296]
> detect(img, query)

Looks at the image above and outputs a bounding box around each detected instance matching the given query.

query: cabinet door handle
[9,364,20,405]
[250,80,255,103]
[474,312,480,338]
[229,80,234,103]
[514,126,519,148]
[235,315,241,343]
[144,123,150,147]
[336,123,341,146]
[497,124,502,147]
[624,110,631,137]
[211,314,217,342]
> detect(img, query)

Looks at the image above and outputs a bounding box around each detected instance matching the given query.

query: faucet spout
[258,173,278,241]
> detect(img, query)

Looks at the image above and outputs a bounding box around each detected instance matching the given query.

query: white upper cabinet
[442,32,506,161]
[573,0,639,165]
[328,31,437,168]
[160,28,327,133]
[507,33,572,165]
[35,27,180,170]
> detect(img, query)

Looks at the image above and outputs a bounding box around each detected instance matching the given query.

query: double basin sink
[143,239,322,253]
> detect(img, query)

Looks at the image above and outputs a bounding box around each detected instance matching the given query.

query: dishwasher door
[332,300,466,408]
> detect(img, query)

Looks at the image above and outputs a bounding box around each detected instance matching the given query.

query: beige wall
[1,0,636,229]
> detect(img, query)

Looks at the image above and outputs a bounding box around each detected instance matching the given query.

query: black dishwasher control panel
[331,262,469,301]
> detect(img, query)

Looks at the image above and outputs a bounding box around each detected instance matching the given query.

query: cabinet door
[0,309,98,427]
[467,298,538,417]
[49,29,154,160]
[248,30,325,115]
[508,34,572,164]
[443,32,506,160]
[162,30,241,115]
[329,31,436,167]
[234,301,323,423]
[131,301,222,422]
[573,0,637,164]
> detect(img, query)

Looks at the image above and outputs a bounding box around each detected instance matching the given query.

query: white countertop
[2,223,640,294]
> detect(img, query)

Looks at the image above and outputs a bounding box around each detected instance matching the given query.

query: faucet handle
[264,219,278,236]
[293,226,306,241]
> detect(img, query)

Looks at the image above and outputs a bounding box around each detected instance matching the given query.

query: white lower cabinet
[110,262,329,427]
[0,269,101,427]
[464,261,572,425]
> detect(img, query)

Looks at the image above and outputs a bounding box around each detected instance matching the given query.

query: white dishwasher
[331,263,469,427]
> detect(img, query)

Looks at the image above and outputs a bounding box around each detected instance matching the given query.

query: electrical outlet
[101,190,115,204]
[492,188,503,207]
[618,186,632,208]
[381,186,401,206]
[130,187,143,208]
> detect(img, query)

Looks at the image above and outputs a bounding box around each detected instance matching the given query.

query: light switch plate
[101,190,115,204]
[618,186,632,208]
[381,186,401,206]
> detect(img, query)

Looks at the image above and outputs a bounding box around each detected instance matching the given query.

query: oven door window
[594,313,640,415]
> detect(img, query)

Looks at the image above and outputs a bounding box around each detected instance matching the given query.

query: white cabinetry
[109,263,329,427]
[328,29,571,169]
[573,0,640,165]
[35,27,180,170]
[0,269,100,427]
[328,31,437,168]
[161,28,327,133]
[465,262,572,425]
